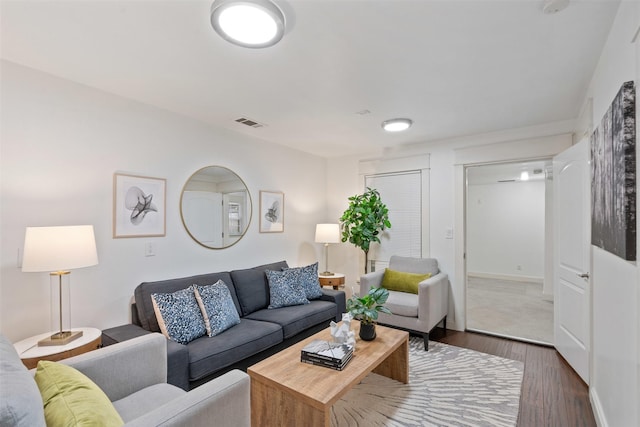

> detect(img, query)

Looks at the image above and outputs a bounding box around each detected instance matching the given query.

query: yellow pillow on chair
[35,360,124,427]
[381,269,431,294]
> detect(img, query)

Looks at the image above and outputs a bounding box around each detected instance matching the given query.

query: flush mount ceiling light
[542,0,569,14]
[382,118,413,132]
[520,171,530,181]
[210,0,285,48]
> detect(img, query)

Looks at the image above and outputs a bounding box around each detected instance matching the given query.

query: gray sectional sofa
[102,261,346,390]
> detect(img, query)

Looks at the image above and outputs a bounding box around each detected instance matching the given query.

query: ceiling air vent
[235,117,265,128]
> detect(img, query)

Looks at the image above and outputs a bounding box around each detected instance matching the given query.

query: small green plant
[346,287,392,325]
[340,187,391,274]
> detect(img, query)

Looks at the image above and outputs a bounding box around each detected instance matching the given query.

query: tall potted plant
[340,187,391,274]
[346,287,391,341]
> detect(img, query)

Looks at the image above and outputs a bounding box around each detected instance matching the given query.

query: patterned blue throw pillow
[151,287,207,345]
[266,269,310,309]
[193,281,241,337]
[283,262,323,299]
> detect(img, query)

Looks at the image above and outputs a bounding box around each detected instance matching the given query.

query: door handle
[577,272,590,279]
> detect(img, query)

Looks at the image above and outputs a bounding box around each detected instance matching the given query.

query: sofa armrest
[102,323,152,347]
[417,272,449,326]
[319,289,346,322]
[360,270,384,292]
[123,370,250,427]
[62,333,167,402]
[166,339,190,391]
[101,324,190,391]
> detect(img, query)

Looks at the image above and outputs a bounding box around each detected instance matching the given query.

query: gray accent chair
[360,256,449,350]
[0,332,250,427]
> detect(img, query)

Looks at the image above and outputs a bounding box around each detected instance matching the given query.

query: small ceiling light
[542,0,569,14]
[211,0,285,48]
[382,118,413,132]
[520,171,530,181]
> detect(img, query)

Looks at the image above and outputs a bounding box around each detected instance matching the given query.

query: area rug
[331,337,524,427]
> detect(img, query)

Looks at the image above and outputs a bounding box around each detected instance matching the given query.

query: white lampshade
[315,223,340,244]
[22,225,99,273]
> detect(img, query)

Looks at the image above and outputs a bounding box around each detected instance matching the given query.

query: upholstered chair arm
[417,272,449,325]
[319,289,347,321]
[360,270,385,292]
[61,333,167,402]
[123,370,250,427]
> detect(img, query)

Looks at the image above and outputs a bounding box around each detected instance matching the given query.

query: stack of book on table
[300,339,353,371]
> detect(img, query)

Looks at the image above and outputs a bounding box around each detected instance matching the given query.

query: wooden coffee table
[247,321,409,427]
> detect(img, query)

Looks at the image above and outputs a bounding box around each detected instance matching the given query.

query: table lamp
[22,225,98,346]
[315,223,340,276]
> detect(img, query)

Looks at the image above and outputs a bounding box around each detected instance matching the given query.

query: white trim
[467,272,544,284]
[590,388,607,427]
[359,154,430,175]
[454,134,573,166]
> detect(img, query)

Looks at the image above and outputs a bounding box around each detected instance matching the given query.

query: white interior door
[553,138,591,384]
[182,191,223,247]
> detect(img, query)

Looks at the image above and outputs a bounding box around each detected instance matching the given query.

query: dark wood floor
[430,329,596,427]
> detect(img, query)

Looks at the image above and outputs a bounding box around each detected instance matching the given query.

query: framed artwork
[113,173,166,238]
[591,81,636,261]
[259,191,284,233]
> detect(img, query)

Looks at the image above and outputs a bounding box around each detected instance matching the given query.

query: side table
[318,273,345,290]
[13,327,102,369]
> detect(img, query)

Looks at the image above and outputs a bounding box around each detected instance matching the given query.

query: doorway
[465,160,554,345]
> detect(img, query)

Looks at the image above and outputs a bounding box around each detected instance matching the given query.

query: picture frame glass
[260,191,284,233]
[114,173,166,238]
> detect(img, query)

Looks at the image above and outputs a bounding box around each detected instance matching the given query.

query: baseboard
[590,387,607,427]
[467,272,543,284]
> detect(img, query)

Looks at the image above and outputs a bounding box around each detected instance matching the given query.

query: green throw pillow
[34,360,124,427]
[381,268,431,294]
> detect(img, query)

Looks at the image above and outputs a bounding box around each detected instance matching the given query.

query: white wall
[467,181,546,281]
[584,2,639,426]
[0,60,328,343]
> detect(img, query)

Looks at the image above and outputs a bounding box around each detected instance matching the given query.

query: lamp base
[319,271,335,276]
[38,330,83,347]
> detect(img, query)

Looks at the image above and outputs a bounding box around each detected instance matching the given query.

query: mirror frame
[180,165,252,249]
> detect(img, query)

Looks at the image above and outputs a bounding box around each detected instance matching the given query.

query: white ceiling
[0,0,621,158]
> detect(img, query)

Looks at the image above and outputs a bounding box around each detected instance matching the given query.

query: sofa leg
[443,316,447,333]
[422,333,429,351]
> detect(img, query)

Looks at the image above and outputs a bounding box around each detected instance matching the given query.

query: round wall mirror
[180,166,252,249]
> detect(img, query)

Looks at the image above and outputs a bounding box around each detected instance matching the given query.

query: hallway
[466,276,553,344]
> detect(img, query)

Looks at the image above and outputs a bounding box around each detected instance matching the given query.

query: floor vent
[235,117,265,128]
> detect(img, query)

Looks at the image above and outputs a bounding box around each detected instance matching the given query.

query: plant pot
[359,323,376,341]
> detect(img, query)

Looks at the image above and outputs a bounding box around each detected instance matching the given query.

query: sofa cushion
[265,269,309,309]
[231,260,288,316]
[186,319,283,381]
[0,334,46,427]
[384,290,419,317]
[112,383,184,423]
[245,300,336,339]
[283,262,323,299]
[194,281,241,337]
[187,318,283,381]
[151,287,207,345]
[34,360,124,427]
[135,272,238,333]
[381,268,431,294]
